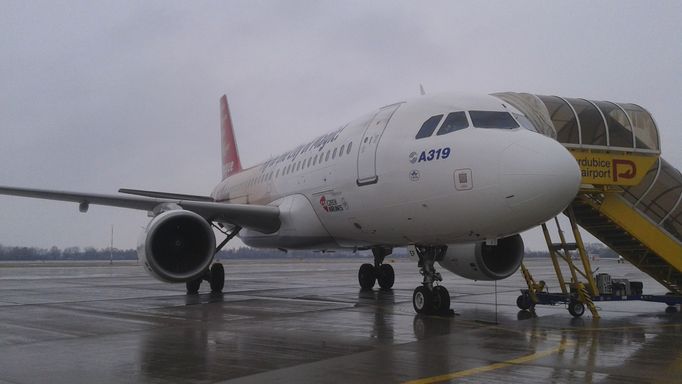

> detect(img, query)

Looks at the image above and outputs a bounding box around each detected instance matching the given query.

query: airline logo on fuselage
[319,194,348,213]
[260,127,345,171]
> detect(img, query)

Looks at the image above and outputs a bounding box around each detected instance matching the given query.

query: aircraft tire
[413,286,432,314]
[209,263,225,293]
[377,264,395,289]
[358,263,376,290]
[186,278,201,295]
[432,286,450,312]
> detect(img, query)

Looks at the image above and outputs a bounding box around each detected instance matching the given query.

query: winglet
[220,95,243,180]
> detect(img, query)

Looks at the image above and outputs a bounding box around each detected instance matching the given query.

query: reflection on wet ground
[0,258,680,383]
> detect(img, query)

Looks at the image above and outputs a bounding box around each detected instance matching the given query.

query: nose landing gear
[412,246,452,315]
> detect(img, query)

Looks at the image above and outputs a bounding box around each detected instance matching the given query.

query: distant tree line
[524,243,619,259]
[0,244,368,261]
[215,247,367,260]
[0,244,137,261]
[0,243,619,261]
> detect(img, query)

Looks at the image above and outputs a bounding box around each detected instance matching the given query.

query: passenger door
[356,103,401,186]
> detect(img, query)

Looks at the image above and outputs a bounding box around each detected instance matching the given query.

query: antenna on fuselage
[419,84,426,96]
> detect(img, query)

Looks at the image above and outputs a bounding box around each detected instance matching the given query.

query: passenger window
[340,144,345,157]
[312,155,317,166]
[469,111,520,129]
[416,115,444,139]
[347,142,352,154]
[333,148,337,159]
[325,150,330,162]
[436,112,469,135]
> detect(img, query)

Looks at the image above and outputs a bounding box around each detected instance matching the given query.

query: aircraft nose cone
[500,134,581,223]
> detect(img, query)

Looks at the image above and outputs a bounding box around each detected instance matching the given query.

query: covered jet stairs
[495,92,682,316]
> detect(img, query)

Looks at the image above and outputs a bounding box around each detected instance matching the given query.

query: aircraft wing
[0,185,280,234]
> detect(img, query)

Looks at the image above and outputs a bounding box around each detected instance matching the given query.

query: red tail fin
[220,95,242,180]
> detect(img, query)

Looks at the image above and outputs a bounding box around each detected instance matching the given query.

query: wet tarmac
[0,257,681,383]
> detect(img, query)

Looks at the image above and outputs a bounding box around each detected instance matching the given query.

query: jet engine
[137,210,216,283]
[438,234,524,281]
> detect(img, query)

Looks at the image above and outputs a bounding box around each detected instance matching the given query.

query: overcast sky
[1,1,680,251]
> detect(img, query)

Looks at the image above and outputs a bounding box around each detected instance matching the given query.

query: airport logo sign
[571,151,658,186]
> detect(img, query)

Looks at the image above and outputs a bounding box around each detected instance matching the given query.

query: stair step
[569,197,681,294]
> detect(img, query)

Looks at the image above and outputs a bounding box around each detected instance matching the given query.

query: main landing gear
[186,225,241,295]
[358,247,395,290]
[186,263,225,294]
[412,246,452,315]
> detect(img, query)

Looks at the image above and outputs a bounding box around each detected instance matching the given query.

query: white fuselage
[211,94,581,250]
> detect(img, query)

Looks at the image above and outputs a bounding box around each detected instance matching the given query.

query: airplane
[0,93,581,314]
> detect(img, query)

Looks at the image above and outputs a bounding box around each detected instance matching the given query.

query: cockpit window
[415,114,443,139]
[512,113,538,132]
[470,111,520,129]
[437,112,469,135]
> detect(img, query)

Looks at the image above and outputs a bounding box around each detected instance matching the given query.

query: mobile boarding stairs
[494,93,682,318]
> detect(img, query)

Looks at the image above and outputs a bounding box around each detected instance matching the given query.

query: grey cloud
[0,1,680,250]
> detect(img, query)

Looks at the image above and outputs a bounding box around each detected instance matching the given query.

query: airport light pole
[109,225,113,265]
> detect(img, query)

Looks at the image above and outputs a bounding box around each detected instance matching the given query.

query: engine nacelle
[438,235,524,281]
[137,210,216,283]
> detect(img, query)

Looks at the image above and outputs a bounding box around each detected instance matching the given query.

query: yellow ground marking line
[402,339,574,384]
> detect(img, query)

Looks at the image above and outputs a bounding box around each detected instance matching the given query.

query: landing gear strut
[186,225,240,294]
[412,246,451,315]
[358,247,395,290]
[186,263,226,294]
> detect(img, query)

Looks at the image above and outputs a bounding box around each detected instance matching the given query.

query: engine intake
[138,210,216,282]
[438,234,524,281]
